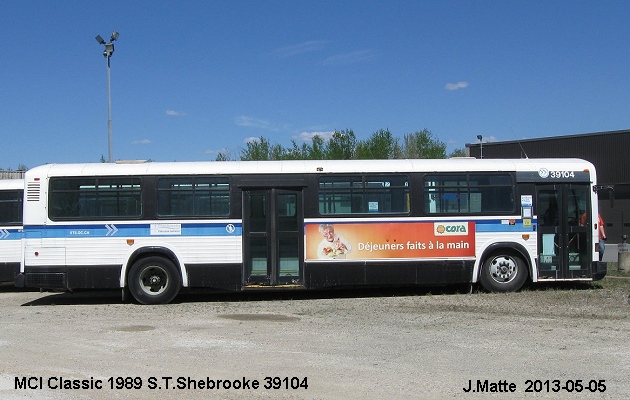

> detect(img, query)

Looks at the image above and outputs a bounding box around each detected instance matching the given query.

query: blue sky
[2,1,630,168]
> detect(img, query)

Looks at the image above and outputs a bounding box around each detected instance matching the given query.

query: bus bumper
[13,272,67,290]
[0,263,20,282]
[592,261,607,281]
[13,273,25,288]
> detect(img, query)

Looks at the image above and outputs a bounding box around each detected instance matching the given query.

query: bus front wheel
[480,252,528,292]
[128,257,181,305]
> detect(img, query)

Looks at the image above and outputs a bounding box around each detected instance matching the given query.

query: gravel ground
[0,278,629,399]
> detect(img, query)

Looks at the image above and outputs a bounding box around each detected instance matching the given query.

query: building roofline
[465,128,630,148]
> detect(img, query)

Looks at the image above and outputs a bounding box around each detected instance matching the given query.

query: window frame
[0,190,23,225]
[318,174,410,216]
[423,172,515,215]
[156,176,231,219]
[48,177,143,221]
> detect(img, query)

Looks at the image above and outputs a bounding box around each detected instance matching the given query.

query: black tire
[128,256,181,305]
[479,252,528,292]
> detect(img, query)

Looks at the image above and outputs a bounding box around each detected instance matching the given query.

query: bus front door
[536,184,591,280]
[243,189,303,287]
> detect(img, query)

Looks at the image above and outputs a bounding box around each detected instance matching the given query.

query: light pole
[95,31,119,163]
[477,135,483,159]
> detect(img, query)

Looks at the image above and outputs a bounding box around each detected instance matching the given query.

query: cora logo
[434,223,468,236]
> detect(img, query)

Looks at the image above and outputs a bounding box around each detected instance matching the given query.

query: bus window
[318,175,409,215]
[424,173,514,214]
[157,177,230,218]
[49,177,141,220]
[0,189,23,225]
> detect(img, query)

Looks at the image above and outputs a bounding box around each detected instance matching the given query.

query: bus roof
[24,158,595,178]
[0,179,24,190]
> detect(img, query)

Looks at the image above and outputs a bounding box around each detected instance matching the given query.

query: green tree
[448,147,467,158]
[215,151,232,161]
[284,140,313,160]
[356,129,400,159]
[239,136,290,160]
[232,128,453,161]
[325,129,356,160]
[240,137,272,161]
[269,142,285,160]
[400,129,446,159]
[308,135,327,160]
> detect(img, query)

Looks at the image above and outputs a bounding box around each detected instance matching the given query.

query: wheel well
[124,247,183,286]
[477,243,532,282]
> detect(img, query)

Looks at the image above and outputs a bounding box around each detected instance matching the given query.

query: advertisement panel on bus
[305,221,475,260]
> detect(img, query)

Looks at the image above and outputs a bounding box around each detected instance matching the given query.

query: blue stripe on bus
[474,219,537,232]
[0,228,23,240]
[306,219,536,231]
[23,223,242,238]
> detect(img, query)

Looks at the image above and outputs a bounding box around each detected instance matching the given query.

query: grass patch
[605,263,630,277]
[598,264,630,290]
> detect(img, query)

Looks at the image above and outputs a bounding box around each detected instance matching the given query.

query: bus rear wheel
[128,256,181,305]
[480,252,528,292]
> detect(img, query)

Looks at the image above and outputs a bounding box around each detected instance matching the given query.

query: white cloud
[243,137,261,144]
[235,116,271,129]
[323,49,376,66]
[132,139,151,145]
[204,148,230,155]
[166,110,186,116]
[235,116,290,132]
[293,131,335,141]
[447,139,459,146]
[445,81,469,91]
[271,40,328,58]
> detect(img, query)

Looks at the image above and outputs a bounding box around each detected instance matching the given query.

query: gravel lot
[1,276,629,399]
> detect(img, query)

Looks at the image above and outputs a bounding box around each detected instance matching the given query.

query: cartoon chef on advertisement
[316,224,352,259]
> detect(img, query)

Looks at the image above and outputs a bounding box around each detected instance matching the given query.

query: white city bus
[15,158,606,304]
[0,179,24,283]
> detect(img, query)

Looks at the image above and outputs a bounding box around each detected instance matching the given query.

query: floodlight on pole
[477,135,483,159]
[95,31,119,163]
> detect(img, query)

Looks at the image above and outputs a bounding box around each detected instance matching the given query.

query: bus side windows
[318,175,410,215]
[424,173,514,215]
[156,177,230,218]
[0,190,23,225]
[49,177,142,220]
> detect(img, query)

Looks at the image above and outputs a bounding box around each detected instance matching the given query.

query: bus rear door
[242,188,304,287]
